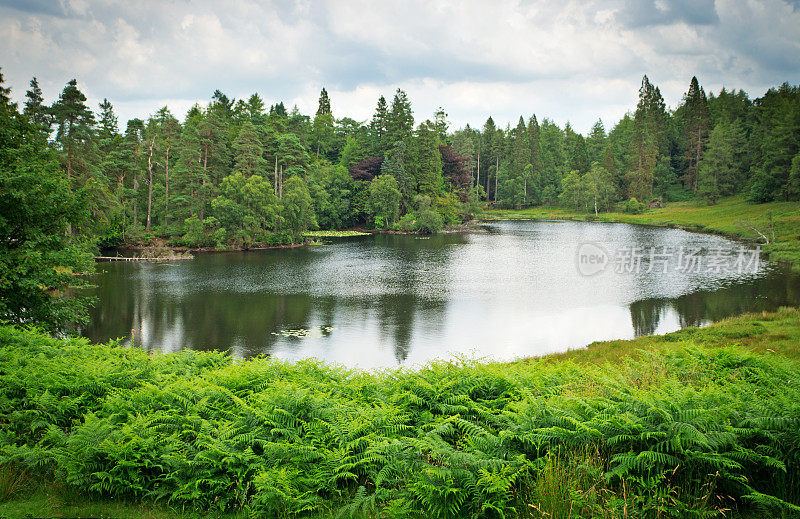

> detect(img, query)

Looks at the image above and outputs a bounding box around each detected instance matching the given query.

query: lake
[83,221,800,368]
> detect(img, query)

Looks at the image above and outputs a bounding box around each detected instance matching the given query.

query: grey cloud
[617,0,718,27]
[0,0,67,17]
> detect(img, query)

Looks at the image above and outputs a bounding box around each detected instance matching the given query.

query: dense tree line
[458,76,800,212]
[3,69,799,254]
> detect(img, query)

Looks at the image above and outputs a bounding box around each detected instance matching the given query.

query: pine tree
[316,87,331,116]
[0,68,11,108]
[23,77,50,129]
[681,76,710,192]
[173,119,206,221]
[527,115,543,202]
[52,79,95,180]
[95,99,125,226]
[312,88,335,159]
[370,95,389,155]
[481,117,498,200]
[433,107,449,141]
[699,119,745,203]
[587,119,606,165]
[387,89,414,146]
[154,107,181,228]
[412,121,443,197]
[124,118,145,230]
[234,120,265,177]
[509,116,531,203]
[197,110,230,189]
[628,75,666,200]
[246,93,266,119]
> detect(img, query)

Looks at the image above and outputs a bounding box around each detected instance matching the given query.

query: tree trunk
[274,155,279,197]
[494,156,499,202]
[694,126,701,193]
[476,150,480,199]
[146,136,155,232]
[66,119,74,180]
[132,142,140,231]
[279,165,283,199]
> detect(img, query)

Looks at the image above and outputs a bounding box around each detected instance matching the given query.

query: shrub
[396,213,419,232]
[417,209,443,234]
[622,197,646,214]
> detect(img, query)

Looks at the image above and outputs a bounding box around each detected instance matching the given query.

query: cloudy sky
[1,0,799,134]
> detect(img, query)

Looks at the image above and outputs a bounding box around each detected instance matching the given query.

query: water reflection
[83,221,800,368]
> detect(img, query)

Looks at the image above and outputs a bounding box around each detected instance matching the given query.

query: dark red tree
[350,156,384,181]
[439,145,471,200]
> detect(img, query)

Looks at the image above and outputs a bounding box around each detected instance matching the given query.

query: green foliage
[179,215,217,248]
[699,119,746,204]
[307,163,356,230]
[395,213,419,232]
[559,170,585,211]
[210,172,278,247]
[368,174,401,230]
[0,98,94,331]
[281,176,317,242]
[1,319,799,517]
[416,209,443,234]
[622,197,646,214]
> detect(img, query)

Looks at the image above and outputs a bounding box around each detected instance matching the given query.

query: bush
[181,215,207,248]
[396,213,419,232]
[621,197,646,214]
[417,209,443,234]
[263,231,293,246]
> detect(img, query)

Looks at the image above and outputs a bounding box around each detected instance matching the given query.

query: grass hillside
[2,308,800,518]
[482,197,800,267]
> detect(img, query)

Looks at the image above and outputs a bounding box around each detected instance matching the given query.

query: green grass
[2,310,800,518]
[482,196,800,267]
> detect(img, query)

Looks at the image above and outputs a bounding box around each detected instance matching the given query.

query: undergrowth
[1,316,799,518]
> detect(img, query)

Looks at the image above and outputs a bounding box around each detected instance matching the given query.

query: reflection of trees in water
[84,237,452,363]
[629,269,800,337]
[629,298,670,336]
[86,272,319,356]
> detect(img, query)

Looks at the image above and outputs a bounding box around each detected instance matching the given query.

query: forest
[3,68,800,251]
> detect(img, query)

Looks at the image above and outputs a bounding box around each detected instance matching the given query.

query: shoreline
[479,197,800,268]
[103,221,491,256]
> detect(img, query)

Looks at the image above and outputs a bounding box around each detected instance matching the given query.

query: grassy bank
[481,196,800,267]
[2,309,800,518]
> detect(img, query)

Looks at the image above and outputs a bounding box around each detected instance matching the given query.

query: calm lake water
[84,221,800,368]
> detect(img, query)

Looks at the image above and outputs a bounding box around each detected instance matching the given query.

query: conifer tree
[370,95,390,155]
[629,75,666,200]
[316,87,331,116]
[412,120,443,197]
[52,79,95,180]
[682,76,710,192]
[699,119,745,203]
[387,89,414,146]
[234,120,265,177]
[587,119,606,165]
[23,77,50,129]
